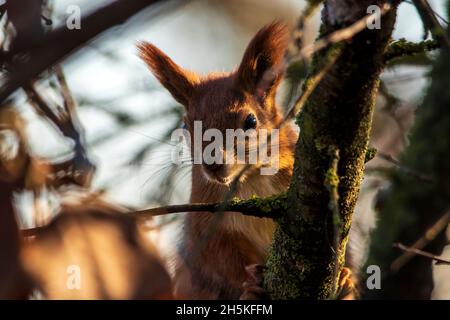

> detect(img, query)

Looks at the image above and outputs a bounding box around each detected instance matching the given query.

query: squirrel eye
[244,113,257,131]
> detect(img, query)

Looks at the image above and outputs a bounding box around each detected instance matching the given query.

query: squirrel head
[138,22,292,185]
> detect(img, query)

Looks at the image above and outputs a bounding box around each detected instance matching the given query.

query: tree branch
[22,193,288,237]
[412,0,450,49]
[377,151,434,183]
[131,193,287,219]
[384,38,440,62]
[0,0,182,103]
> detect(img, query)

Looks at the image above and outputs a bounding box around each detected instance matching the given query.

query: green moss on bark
[385,38,440,62]
[264,1,398,299]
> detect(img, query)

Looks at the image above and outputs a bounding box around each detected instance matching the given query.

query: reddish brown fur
[139,22,297,299]
[137,43,200,106]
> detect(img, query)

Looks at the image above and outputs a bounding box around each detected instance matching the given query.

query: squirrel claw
[337,267,357,300]
[239,264,269,300]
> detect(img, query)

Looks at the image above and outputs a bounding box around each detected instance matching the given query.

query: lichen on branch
[384,38,440,62]
[130,192,288,220]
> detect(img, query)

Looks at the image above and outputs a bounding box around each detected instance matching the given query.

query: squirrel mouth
[203,166,250,186]
[214,175,231,184]
[202,166,232,185]
[205,171,231,185]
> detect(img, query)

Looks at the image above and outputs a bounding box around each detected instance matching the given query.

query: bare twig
[25,83,94,187]
[404,0,449,25]
[393,242,450,266]
[284,46,342,120]
[266,1,394,121]
[282,2,396,122]
[54,65,77,119]
[292,2,393,63]
[24,84,62,128]
[288,0,324,59]
[53,65,90,162]
[391,210,450,271]
[24,83,82,149]
[283,0,323,112]
[377,151,433,183]
[412,0,450,49]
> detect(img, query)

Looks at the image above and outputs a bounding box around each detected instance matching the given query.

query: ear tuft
[137,42,199,107]
[236,22,290,102]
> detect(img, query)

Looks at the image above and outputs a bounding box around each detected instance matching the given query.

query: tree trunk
[264,0,398,299]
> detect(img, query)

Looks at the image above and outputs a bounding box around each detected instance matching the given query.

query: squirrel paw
[239,264,269,300]
[337,267,358,300]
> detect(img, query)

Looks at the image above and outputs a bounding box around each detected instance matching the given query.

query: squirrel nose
[204,163,223,173]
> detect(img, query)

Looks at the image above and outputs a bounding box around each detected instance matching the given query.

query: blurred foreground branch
[0,0,182,103]
[391,210,450,272]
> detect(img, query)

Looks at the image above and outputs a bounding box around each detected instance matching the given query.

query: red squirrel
[138,22,356,299]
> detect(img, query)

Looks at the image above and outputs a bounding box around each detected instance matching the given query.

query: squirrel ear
[236,22,289,103]
[138,42,199,107]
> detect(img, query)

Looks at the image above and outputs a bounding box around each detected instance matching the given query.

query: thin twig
[393,242,450,266]
[391,210,450,271]
[53,65,90,160]
[24,83,90,171]
[267,2,393,122]
[411,0,450,49]
[54,65,77,119]
[404,0,449,25]
[24,83,63,127]
[292,2,393,63]
[284,47,342,120]
[288,0,324,59]
[377,151,433,183]
[282,2,394,121]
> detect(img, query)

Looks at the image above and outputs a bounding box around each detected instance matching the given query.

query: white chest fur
[221,174,286,255]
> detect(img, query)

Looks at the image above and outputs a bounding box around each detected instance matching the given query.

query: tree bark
[264,0,398,299]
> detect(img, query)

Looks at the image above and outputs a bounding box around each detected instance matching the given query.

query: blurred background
[1,0,449,299]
